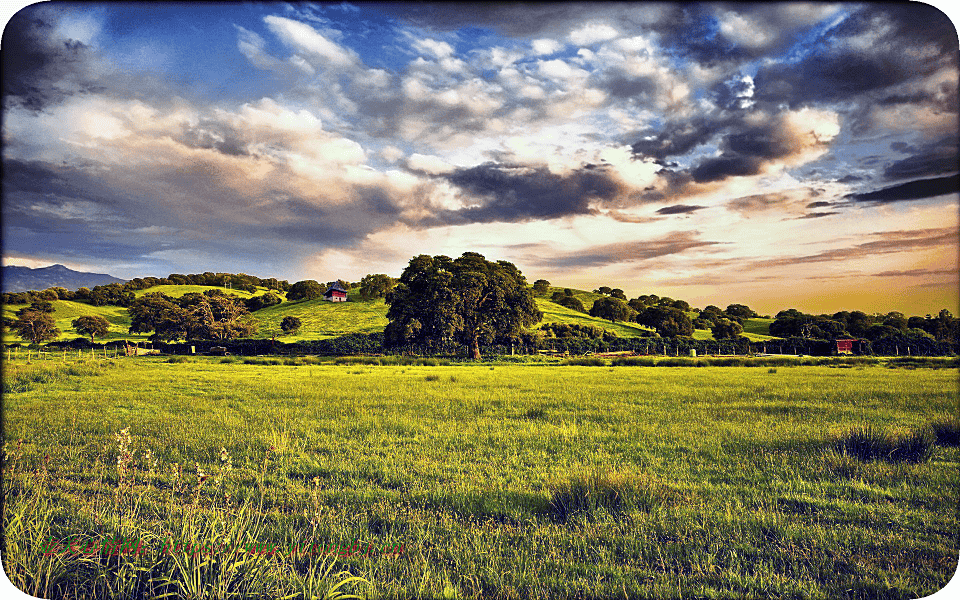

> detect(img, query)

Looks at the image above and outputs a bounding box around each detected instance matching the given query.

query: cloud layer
[2,2,957,314]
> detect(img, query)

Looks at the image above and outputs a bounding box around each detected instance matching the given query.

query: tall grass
[1,422,370,599]
[834,426,934,463]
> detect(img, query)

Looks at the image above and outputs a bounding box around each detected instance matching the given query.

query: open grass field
[2,356,957,599]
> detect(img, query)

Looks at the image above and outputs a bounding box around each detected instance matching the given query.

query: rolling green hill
[4,283,784,346]
[535,298,655,338]
[250,297,388,341]
[2,300,150,343]
[132,285,283,299]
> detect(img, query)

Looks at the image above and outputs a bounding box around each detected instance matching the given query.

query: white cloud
[407,153,455,175]
[380,145,405,163]
[569,22,619,46]
[412,37,455,58]
[264,15,358,69]
[531,38,562,55]
[538,59,578,80]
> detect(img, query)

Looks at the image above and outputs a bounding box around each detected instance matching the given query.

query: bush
[561,357,606,366]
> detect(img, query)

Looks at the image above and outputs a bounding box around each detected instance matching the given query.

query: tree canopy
[711,317,743,340]
[128,292,257,342]
[287,280,324,301]
[72,315,111,342]
[359,274,396,300]
[635,306,694,337]
[11,303,61,344]
[589,297,633,322]
[281,315,302,334]
[384,253,542,359]
[532,279,551,294]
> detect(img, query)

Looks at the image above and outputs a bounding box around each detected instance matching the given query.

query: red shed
[323,282,348,302]
[835,339,856,354]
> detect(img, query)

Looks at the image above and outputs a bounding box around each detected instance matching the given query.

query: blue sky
[2,1,958,314]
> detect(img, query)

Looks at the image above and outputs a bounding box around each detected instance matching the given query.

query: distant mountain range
[2,264,126,293]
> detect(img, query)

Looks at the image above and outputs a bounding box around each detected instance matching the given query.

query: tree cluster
[2,271,291,308]
[539,322,618,340]
[550,289,587,313]
[8,301,61,344]
[128,290,257,342]
[384,253,542,359]
[359,274,397,300]
[769,308,958,344]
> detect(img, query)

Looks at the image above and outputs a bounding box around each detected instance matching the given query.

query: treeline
[38,330,956,357]
[770,308,958,344]
[1,272,292,307]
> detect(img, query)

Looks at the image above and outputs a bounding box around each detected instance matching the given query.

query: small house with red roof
[323,282,348,302]
[835,339,856,354]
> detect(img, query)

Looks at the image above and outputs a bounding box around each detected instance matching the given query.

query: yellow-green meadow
[3,356,957,599]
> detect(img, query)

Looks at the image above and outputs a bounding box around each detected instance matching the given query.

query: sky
[1,1,958,316]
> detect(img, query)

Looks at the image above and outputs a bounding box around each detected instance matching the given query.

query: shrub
[561,357,606,366]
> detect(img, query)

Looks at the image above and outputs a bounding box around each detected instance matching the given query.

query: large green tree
[287,280,324,301]
[11,304,61,344]
[636,306,694,337]
[72,315,111,342]
[281,315,302,334]
[359,274,396,300]
[589,297,633,322]
[711,317,743,340]
[385,253,542,359]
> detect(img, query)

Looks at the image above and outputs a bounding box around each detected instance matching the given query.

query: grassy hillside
[250,297,389,341]
[2,300,150,343]
[535,298,655,338]
[132,285,283,299]
[3,284,783,346]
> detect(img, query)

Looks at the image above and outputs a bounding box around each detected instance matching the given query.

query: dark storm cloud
[529,231,720,269]
[431,162,622,224]
[727,192,792,213]
[177,120,250,157]
[371,2,666,38]
[846,175,960,204]
[691,154,765,183]
[797,211,838,219]
[805,201,833,209]
[1,6,103,111]
[753,51,913,106]
[881,137,959,181]
[656,204,706,215]
[631,116,733,163]
[753,3,958,108]
[836,174,862,183]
